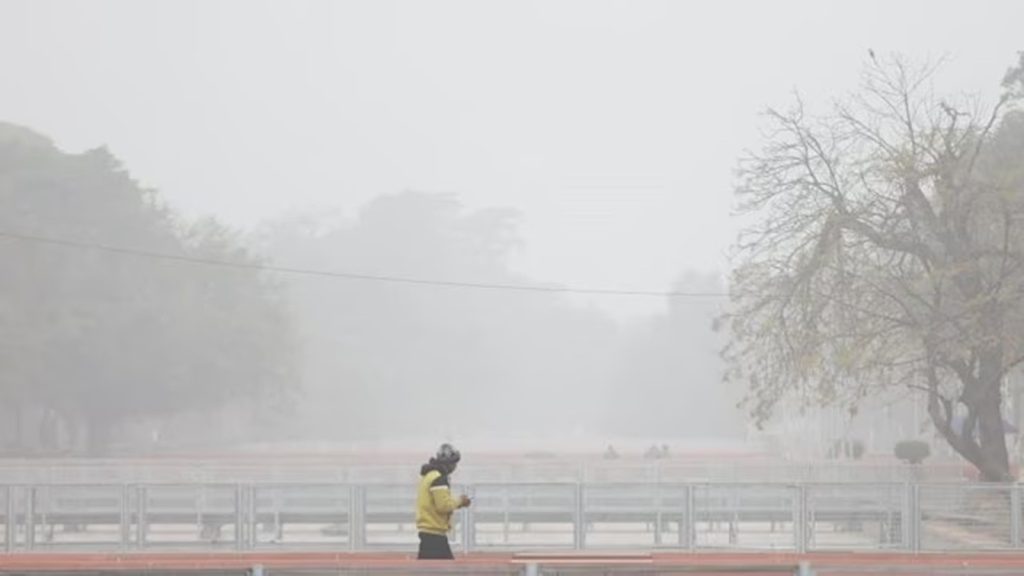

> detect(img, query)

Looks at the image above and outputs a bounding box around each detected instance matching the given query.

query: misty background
[1,0,1022,456]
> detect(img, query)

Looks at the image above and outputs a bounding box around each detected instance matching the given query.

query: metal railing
[0,481,1017,553]
[0,461,968,485]
[0,561,808,576]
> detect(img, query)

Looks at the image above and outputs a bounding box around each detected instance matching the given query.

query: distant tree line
[0,123,296,455]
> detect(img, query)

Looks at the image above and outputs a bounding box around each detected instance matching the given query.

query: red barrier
[0,552,1023,572]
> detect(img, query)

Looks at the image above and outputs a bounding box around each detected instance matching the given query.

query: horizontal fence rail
[0,461,970,485]
[0,482,1016,553]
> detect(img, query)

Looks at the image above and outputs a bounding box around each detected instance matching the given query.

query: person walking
[416,443,471,559]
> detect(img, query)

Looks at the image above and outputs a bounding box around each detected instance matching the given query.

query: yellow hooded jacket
[416,463,462,535]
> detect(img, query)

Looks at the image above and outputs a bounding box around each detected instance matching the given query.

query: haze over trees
[258,197,743,446]
[0,123,297,455]
[725,55,1024,481]
[605,271,742,439]
[260,193,623,442]
[0,121,737,456]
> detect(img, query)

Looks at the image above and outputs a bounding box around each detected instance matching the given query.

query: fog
[1,0,1022,457]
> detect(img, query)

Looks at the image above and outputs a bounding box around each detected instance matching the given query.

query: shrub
[894,440,931,464]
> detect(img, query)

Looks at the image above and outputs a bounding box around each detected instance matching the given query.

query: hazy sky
[2,0,1021,317]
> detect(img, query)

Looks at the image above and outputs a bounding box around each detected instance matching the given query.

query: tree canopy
[725,55,1024,480]
[0,123,296,454]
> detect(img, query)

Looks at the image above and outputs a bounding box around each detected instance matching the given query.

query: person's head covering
[435,443,460,466]
[421,443,462,475]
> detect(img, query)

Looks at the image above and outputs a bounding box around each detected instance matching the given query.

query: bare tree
[724,55,1024,481]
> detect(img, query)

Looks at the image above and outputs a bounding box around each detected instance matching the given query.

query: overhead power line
[0,230,730,299]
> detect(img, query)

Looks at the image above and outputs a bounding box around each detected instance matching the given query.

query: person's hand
[459,495,472,508]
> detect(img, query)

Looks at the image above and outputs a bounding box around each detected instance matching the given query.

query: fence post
[248,485,258,549]
[1011,484,1021,548]
[234,485,241,551]
[902,482,911,551]
[5,486,14,552]
[654,482,662,546]
[136,485,147,549]
[574,482,585,550]
[349,485,365,551]
[119,484,130,550]
[461,485,475,554]
[904,483,920,552]
[348,485,357,552]
[795,484,808,553]
[683,484,694,550]
[25,486,35,551]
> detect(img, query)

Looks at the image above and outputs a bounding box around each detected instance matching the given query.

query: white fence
[0,481,1016,553]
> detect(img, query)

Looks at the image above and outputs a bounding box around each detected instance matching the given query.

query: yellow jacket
[416,465,463,535]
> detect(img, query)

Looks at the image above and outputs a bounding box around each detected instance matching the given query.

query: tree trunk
[927,349,1013,482]
[972,347,1012,481]
[974,389,1012,481]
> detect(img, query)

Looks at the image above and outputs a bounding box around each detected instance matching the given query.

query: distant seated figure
[644,444,661,460]
[603,445,619,460]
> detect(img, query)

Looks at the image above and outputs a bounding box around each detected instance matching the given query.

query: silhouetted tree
[0,123,297,454]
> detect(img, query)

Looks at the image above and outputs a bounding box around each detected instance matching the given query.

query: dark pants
[417,532,454,560]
